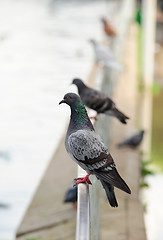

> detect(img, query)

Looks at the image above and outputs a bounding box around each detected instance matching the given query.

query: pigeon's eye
[67,96,71,100]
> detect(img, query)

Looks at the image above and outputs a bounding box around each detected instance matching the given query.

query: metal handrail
[75,68,103,240]
[75,1,135,239]
[76,167,90,240]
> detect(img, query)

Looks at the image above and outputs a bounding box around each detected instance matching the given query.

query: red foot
[73,174,92,186]
[90,115,98,121]
[72,202,77,210]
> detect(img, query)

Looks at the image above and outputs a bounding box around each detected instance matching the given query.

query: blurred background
[0,0,162,240]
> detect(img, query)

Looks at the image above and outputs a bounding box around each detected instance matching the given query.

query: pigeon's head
[72,78,86,90]
[141,130,145,135]
[72,78,83,86]
[59,93,81,107]
[89,39,96,46]
[101,17,107,23]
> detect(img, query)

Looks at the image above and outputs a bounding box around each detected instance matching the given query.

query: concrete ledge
[16,135,77,239]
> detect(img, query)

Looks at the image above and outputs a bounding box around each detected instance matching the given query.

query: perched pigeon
[117,130,145,148]
[59,93,131,207]
[101,17,117,38]
[0,202,9,208]
[63,184,78,208]
[72,78,129,124]
[90,39,123,72]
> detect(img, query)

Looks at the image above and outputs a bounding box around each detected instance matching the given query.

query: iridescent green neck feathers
[69,100,94,131]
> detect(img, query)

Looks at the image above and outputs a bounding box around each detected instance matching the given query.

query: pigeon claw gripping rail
[74,174,92,186]
[89,115,98,121]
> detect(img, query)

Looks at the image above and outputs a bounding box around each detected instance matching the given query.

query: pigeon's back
[95,43,114,63]
[118,131,144,148]
[80,86,107,110]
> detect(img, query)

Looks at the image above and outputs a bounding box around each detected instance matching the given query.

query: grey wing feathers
[81,87,114,113]
[129,136,140,145]
[93,153,131,194]
[118,133,142,147]
[131,133,143,145]
[68,130,108,161]
[94,168,131,194]
[67,130,131,195]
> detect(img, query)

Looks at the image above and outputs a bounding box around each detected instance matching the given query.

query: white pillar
[142,0,156,86]
[141,0,157,160]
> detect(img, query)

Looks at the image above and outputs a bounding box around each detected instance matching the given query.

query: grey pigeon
[0,202,9,208]
[117,130,145,148]
[59,93,131,207]
[72,78,129,124]
[63,184,77,204]
[90,39,123,72]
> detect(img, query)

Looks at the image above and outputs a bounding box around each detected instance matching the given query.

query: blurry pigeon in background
[0,202,10,209]
[0,151,10,161]
[101,17,117,38]
[59,93,131,207]
[63,184,77,209]
[72,78,129,124]
[117,130,145,148]
[90,39,123,72]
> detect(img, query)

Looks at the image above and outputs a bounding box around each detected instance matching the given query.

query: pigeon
[63,184,77,208]
[101,17,117,38]
[0,202,9,208]
[59,93,131,207]
[117,130,145,148]
[72,78,129,124]
[90,39,123,72]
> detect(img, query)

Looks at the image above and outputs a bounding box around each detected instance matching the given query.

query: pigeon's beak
[59,99,66,105]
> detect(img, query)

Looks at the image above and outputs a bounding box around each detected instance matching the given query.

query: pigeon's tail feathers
[95,168,131,194]
[110,108,129,124]
[100,180,118,207]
